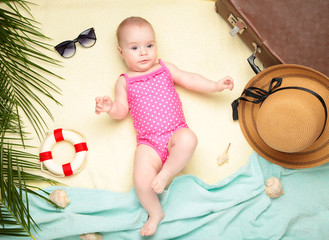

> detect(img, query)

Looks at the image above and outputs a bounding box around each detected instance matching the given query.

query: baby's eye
[131,46,138,50]
[147,44,153,48]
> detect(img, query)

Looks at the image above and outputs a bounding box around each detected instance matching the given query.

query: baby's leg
[134,144,164,236]
[151,128,198,194]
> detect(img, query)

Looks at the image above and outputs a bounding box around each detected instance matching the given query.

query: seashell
[217,143,231,166]
[49,190,71,208]
[265,177,284,198]
[80,233,103,240]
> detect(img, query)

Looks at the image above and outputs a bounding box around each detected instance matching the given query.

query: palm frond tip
[1,0,63,237]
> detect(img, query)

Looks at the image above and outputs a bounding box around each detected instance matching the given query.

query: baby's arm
[165,62,234,93]
[95,76,129,119]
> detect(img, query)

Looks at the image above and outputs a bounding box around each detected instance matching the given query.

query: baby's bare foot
[151,169,171,194]
[140,211,164,236]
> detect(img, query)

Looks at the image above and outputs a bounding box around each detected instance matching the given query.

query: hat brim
[238,64,329,169]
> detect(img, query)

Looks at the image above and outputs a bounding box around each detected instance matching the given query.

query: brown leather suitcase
[215,0,329,76]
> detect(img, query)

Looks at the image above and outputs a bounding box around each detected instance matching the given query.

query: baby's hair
[116,16,154,45]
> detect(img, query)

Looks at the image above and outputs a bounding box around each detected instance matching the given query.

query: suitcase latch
[228,14,247,36]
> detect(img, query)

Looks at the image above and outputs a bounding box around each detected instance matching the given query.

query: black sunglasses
[54,28,96,58]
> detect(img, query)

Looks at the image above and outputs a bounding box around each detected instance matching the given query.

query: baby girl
[95,17,234,236]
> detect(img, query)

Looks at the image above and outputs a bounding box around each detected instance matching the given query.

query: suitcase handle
[247,43,262,74]
[247,54,261,74]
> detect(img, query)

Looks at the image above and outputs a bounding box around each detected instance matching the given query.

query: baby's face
[118,24,157,73]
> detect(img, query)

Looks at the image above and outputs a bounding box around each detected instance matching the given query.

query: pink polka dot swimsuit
[122,59,188,163]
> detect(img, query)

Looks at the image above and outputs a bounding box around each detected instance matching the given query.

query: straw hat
[232,64,329,169]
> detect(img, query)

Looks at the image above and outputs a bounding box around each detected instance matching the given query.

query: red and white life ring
[39,128,88,177]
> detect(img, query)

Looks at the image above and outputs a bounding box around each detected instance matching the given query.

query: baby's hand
[216,76,234,92]
[95,96,113,114]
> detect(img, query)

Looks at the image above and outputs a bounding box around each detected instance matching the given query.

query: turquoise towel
[2,152,329,239]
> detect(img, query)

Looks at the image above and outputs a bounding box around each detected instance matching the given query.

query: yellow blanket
[29,0,255,191]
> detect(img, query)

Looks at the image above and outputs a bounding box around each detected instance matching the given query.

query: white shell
[49,190,71,208]
[217,153,229,165]
[217,143,231,166]
[265,177,284,198]
[80,233,103,240]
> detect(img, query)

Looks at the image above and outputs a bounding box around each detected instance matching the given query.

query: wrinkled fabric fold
[2,153,329,240]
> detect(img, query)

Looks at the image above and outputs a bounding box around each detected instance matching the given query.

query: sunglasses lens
[55,41,76,58]
[78,28,96,48]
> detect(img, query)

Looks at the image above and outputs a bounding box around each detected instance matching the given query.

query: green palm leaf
[1,0,63,237]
